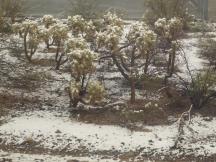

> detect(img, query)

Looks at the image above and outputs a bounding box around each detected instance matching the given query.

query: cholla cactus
[96,13,124,51]
[65,37,104,107]
[65,37,88,53]
[155,17,183,41]
[96,25,123,51]
[13,20,38,37]
[49,23,69,69]
[84,20,96,42]
[68,15,97,42]
[103,12,124,29]
[87,81,105,104]
[42,15,56,28]
[127,22,156,54]
[12,19,40,62]
[155,17,183,86]
[51,23,68,45]
[68,49,97,79]
[40,15,57,49]
[68,15,86,36]
[66,38,96,79]
[96,14,157,103]
[39,27,53,49]
[69,80,105,107]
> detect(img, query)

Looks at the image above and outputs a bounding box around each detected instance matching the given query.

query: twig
[172,104,193,149]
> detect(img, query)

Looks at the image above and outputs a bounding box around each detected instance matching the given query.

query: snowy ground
[1,110,216,161]
[0,150,119,162]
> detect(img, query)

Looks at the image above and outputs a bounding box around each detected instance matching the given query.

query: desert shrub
[68,0,100,19]
[144,0,193,29]
[187,21,212,33]
[199,38,216,68]
[179,69,216,109]
[0,0,25,23]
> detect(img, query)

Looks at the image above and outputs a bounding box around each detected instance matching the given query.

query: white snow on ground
[182,115,216,156]
[0,49,20,63]
[0,150,119,162]
[0,111,177,154]
[1,110,216,158]
[178,38,208,79]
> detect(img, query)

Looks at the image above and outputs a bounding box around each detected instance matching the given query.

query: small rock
[55,130,62,134]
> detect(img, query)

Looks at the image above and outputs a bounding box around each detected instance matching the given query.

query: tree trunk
[24,34,32,62]
[130,77,136,103]
[164,43,176,86]
[46,41,50,50]
[130,46,136,104]
[144,51,150,74]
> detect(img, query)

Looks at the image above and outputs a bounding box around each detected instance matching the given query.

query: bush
[180,69,216,109]
[187,21,212,32]
[144,0,193,29]
[199,38,216,68]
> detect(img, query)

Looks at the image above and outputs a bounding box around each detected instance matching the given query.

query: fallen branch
[172,104,193,149]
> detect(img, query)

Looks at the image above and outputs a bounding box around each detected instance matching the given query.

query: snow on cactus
[127,22,156,54]
[96,14,156,103]
[154,17,183,86]
[42,15,57,29]
[50,23,69,69]
[67,15,86,36]
[103,12,124,29]
[65,37,104,107]
[87,81,105,104]
[65,37,88,52]
[68,49,97,79]
[67,15,97,42]
[12,19,41,62]
[84,20,97,42]
[40,15,57,49]
[155,17,183,41]
[96,25,123,51]
[39,27,53,49]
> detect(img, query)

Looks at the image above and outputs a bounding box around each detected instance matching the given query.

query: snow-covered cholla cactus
[84,20,97,42]
[155,17,183,41]
[68,15,86,36]
[96,25,123,51]
[69,48,97,78]
[95,12,124,51]
[65,37,88,53]
[96,14,156,103]
[40,15,57,49]
[103,12,124,28]
[13,19,41,62]
[65,38,105,107]
[155,17,183,85]
[42,15,56,29]
[49,23,69,69]
[87,81,105,104]
[127,22,157,74]
[67,15,96,42]
[39,27,53,49]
